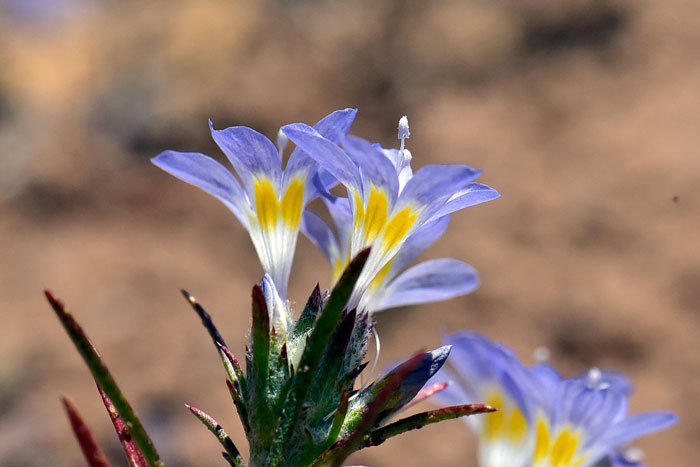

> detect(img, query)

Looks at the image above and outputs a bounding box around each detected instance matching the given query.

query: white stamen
[397,116,412,172]
[398,148,412,172]
[276,128,288,160]
[533,346,550,364]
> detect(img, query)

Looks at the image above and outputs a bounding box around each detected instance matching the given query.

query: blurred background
[1,0,698,465]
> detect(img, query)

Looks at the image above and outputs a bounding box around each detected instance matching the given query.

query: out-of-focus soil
[1,1,698,465]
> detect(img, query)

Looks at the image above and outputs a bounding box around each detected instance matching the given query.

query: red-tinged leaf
[218,343,245,389]
[97,384,148,467]
[185,404,244,467]
[181,290,228,348]
[359,345,452,425]
[360,403,496,449]
[61,396,111,467]
[250,284,271,433]
[400,382,449,412]
[45,290,163,467]
[225,379,250,436]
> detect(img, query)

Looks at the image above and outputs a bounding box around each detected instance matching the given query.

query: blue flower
[151,109,357,298]
[430,332,677,467]
[282,115,499,311]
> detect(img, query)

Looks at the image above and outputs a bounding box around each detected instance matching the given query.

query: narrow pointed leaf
[340,311,372,382]
[61,396,111,467]
[97,384,148,467]
[218,343,248,403]
[360,404,496,449]
[250,285,272,439]
[45,291,163,467]
[307,309,356,423]
[182,290,248,398]
[352,345,452,426]
[292,284,323,339]
[218,343,244,383]
[225,379,250,435]
[327,390,350,445]
[185,404,245,467]
[267,248,370,466]
[182,289,228,347]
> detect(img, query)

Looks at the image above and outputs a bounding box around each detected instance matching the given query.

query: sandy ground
[1,1,699,465]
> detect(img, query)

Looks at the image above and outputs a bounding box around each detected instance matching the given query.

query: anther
[398,115,410,142]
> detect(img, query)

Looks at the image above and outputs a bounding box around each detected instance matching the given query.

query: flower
[282,115,499,311]
[151,109,357,298]
[430,332,677,467]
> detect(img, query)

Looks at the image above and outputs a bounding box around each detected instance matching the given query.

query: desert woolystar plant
[46,109,501,467]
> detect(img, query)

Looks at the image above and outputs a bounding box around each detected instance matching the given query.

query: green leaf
[225,379,250,435]
[185,404,245,467]
[306,309,356,425]
[360,404,496,449]
[339,311,372,386]
[327,390,350,446]
[219,345,250,436]
[291,284,323,339]
[45,291,164,467]
[250,285,272,442]
[97,384,148,467]
[61,396,112,467]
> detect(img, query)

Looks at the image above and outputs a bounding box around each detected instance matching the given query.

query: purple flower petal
[285,108,358,199]
[282,122,362,192]
[300,211,338,262]
[389,216,450,276]
[430,183,501,220]
[322,194,353,249]
[374,258,479,311]
[312,108,358,144]
[209,122,282,193]
[151,150,249,229]
[430,332,536,418]
[342,133,399,206]
[399,165,482,219]
[596,411,678,451]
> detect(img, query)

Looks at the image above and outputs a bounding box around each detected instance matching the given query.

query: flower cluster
[144,109,501,466]
[153,109,499,316]
[429,332,678,467]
